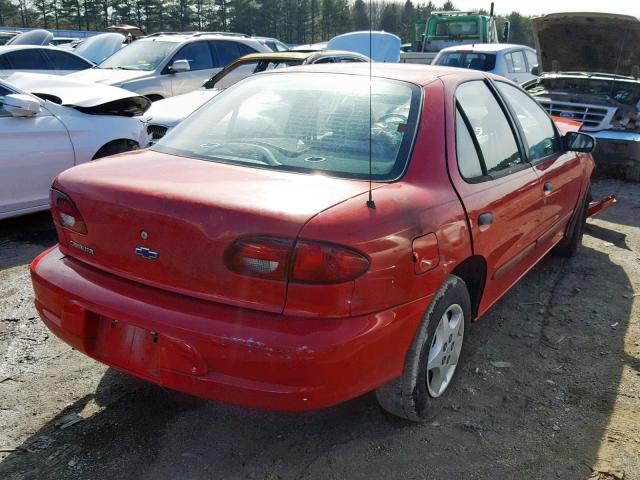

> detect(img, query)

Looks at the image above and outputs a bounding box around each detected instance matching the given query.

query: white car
[0,73,150,219]
[432,43,538,84]
[68,33,271,101]
[0,45,93,79]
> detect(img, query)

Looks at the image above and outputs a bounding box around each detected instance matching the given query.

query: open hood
[531,12,640,77]
[6,72,151,115]
[74,33,125,64]
[141,89,221,127]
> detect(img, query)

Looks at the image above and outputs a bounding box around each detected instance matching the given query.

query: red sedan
[31,64,613,421]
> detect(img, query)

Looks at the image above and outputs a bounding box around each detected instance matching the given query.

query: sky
[448,0,640,17]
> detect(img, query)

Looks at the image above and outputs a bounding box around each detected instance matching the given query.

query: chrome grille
[536,100,614,131]
[147,124,168,141]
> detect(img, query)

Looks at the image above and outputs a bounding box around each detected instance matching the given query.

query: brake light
[292,241,369,284]
[225,236,293,280]
[226,237,370,284]
[50,189,87,235]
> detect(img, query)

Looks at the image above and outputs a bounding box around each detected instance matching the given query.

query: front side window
[99,40,176,71]
[435,52,496,71]
[5,49,49,69]
[496,82,561,161]
[153,73,420,181]
[456,81,523,175]
[524,50,538,71]
[171,42,213,71]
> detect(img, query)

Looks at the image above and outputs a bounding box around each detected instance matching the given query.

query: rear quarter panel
[289,81,471,318]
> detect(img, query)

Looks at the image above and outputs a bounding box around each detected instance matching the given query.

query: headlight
[611,107,640,132]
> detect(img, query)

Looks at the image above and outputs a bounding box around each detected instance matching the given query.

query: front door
[494,81,584,253]
[168,41,218,96]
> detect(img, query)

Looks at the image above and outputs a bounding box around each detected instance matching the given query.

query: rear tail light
[292,241,369,284]
[226,236,369,284]
[50,189,87,235]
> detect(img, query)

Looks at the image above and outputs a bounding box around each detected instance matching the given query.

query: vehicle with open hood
[31,63,614,421]
[0,73,150,219]
[523,12,640,181]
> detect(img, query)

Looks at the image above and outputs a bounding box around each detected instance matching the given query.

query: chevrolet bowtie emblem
[135,246,159,260]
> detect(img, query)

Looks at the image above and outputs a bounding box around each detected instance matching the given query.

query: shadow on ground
[0,205,637,480]
[0,212,56,270]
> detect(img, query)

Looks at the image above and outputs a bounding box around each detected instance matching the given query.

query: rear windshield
[152,72,421,181]
[435,52,496,71]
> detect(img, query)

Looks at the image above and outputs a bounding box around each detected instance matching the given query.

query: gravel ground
[0,179,638,480]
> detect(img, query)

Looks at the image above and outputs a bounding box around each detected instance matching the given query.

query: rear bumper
[31,246,431,411]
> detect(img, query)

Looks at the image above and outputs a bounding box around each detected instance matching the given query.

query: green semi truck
[400,3,509,64]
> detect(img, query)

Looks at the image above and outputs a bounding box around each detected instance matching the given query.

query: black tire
[376,275,471,422]
[554,185,591,258]
[92,139,139,160]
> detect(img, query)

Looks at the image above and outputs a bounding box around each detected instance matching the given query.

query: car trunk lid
[53,150,372,313]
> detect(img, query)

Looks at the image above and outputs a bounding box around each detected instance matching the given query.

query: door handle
[544,181,553,193]
[478,212,494,226]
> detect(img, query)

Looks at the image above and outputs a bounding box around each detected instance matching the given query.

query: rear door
[494,81,583,252]
[167,41,215,96]
[450,80,543,313]
[0,86,74,216]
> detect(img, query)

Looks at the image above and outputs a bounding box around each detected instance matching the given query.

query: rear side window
[172,42,213,71]
[495,82,561,161]
[44,49,91,70]
[455,108,484,179]
[524,50,538,71]
[4,49,49,70]
[212,41,256,68]
[455,81,523,176]
[434,52,496,71]
[505,51,526,73]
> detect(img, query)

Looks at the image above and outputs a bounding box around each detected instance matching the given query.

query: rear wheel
[376,275,471,422]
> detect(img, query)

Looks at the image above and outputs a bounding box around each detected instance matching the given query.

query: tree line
[0,0,535,46]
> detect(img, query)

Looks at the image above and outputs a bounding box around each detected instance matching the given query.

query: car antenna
[366,0,376,209]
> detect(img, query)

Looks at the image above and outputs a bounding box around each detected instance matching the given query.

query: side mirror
[531,65,540,76]
[563,131,596,153]
[502,21,510,42]
[170,59,190,73]
[3,94,41,117]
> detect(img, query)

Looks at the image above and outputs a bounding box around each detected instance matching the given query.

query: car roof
[0,45,82,53]
[136,33,263,44]
[438,43,534,53]
[266,62,486,85]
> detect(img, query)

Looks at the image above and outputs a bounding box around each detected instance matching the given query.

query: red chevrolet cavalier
[31,64,612,421]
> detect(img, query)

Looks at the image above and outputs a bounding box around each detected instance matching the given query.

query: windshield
[153,73,420,181]
[435,52,496,71]
[433,20,479,37]
[99,40,176,71]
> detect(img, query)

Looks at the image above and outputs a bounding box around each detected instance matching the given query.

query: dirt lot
[0,179,638,480]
